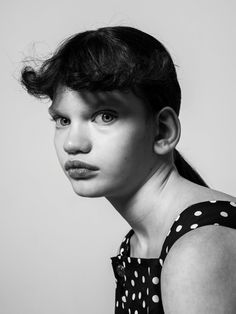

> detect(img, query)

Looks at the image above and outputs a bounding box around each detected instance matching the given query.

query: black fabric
[110,200,236,313]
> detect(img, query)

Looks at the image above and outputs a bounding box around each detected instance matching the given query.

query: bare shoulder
[161,225,236,313]
[210,188,236,203]
[188,182,236,204]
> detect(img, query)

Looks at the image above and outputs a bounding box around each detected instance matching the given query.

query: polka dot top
[110,200,236,314]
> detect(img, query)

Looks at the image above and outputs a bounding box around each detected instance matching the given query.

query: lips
[64,160,99,171]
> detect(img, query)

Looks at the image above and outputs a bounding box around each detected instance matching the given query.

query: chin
[69,180,112,198]
[73,191,102,198]
[66,173,127,199]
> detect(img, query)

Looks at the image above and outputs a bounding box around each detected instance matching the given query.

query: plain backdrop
[1,0,236,313]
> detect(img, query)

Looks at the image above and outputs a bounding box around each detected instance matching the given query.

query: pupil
[104,114,111,121]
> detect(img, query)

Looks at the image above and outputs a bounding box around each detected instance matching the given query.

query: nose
[63,123,91,154]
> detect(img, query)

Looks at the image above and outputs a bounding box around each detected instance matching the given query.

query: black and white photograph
[1,0,236,313]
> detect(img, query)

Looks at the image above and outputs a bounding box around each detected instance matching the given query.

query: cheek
[98,130,154,196]
[98,126,153,173]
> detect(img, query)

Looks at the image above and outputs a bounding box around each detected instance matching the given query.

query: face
[48,86,159,199]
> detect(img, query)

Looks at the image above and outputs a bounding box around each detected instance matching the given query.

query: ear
[153,106,181,155]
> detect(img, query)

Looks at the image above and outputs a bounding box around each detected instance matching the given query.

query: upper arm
[160,225,236,314]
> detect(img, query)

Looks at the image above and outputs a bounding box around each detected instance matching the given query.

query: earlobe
[153,107,181,155]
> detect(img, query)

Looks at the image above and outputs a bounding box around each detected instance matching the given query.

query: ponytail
[173,149,209,187]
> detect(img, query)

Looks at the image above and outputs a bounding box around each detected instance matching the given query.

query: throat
[129,233,163,259]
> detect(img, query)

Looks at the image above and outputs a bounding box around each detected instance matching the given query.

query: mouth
[64,159,99,172]
[67,167,97,179]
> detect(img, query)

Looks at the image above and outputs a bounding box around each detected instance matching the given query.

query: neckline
[123,200,233,260]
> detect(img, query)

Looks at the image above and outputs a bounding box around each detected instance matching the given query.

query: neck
[106,162,192,255]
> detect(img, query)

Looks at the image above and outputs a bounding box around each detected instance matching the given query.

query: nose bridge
[63,121,91,153]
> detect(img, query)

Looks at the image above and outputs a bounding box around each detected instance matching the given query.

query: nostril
[63,139,91,154]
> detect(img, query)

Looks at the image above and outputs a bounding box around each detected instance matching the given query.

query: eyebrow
[48,99,124,115]
[48,106,64,116]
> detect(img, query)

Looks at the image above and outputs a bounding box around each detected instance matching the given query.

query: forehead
[48,85,150,116]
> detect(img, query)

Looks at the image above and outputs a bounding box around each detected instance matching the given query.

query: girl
[21,26,236,313]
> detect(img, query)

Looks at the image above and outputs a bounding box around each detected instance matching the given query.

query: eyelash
[49,110,118,127]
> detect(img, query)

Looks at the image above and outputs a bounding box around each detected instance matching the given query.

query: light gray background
[1,0,236,313]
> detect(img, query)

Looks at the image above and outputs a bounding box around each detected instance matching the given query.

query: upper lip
[64,160,99,171]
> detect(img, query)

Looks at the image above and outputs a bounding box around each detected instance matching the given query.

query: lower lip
[67,168,97,179]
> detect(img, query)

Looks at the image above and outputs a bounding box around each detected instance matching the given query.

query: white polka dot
[142,300,146,308]
[116,301,119,307]
[142,275,145,283]
[131,279,135,286]
[134,311,138,314]
[124,275,126,281]
[190,224,198,229]
[175,214,180,221]
[159,259,163,266]
[127,257,131,263]
[118,255,121,259]
[176,225,182,232]
[230,201,236,207]
[123,237,126,242]
[125,290,128,297]
[137,258,141,264]
[210,200,217,203]
[128,309,131,314]
[152,276,159,284]
[214,223,219,226]
[147,287,149,295]
[123,261,126,267]
[194,210,202,216]
[122,302,124,309]
[220,211,228,217]
[120,248,124,254]
[132,293,136,300]
[148,267,151,276]
[152,295,159,303]
[166,246,169,254]
[122,296,126,302]
[138,291,142,299]
[134,270,138,278]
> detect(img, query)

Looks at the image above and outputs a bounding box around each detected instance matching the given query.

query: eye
[49,110,118,127]
[50,115,70,128]
[93,110,118,124]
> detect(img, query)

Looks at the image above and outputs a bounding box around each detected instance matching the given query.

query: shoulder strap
[118,229,134,256]
[159,200,236,262]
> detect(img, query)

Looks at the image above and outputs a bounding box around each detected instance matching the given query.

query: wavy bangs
[21,26,181,115]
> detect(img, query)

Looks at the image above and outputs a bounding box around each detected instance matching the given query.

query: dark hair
[21,25,209,188]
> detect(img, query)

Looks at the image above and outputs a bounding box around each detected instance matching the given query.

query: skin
[49,85,163,200]
[49,85,236,259]
[161,225,236,313]
[49,85,236,312]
